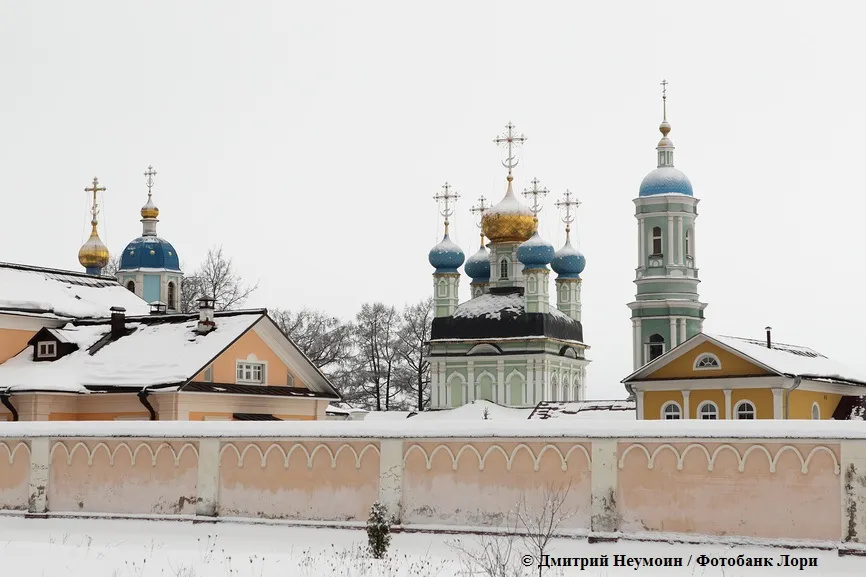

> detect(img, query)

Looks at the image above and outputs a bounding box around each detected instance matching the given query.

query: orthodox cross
[522,177,549,216]
[660,78,668,120]
[469,194,491,244]
[433,182,460,235]
[84,177,106,223]
[554,189,581,240]
[144,165,157,196]
[493,122,527,177]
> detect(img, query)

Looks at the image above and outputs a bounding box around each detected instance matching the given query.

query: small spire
[493,122,527,179]
[79,177,110,274]
[554,189,581,242]
[656,80,675,168]
[522,177,549,219]
[469,194,491,246]
[433,182,460,236]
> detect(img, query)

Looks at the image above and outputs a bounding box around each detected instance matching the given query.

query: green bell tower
[628,81,707,370]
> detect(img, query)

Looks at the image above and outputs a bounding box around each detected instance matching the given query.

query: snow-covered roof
[0,312,263,393]
[0,262,150,320]
[625,332,866,388]
[410,400,533,421]
[452,292,572,322]
[709,334,866,386]
[529,400,636,420]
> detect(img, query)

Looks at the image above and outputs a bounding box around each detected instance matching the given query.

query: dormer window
[37,341,56,359]
[693,353,721,371]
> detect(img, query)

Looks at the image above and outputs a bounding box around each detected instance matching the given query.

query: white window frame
[661,401,682,420]
[811,402,821,420]
[37,341,57,358]
[698,401,719,420]
[693,353,722,371]
[235,361,266,384]
[499,258,509,280]
[651,227,663,255]
[734,400,757,420]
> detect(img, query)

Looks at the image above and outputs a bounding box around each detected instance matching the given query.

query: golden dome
[481,177,537,243]
[141,194,159,219]
[78,223,110,268]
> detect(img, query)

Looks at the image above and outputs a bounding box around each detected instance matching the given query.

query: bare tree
[179,274,203,313]
[272,308,353,373]
[352,303,402,411]
[102,254,122,278]
[395,297,433,411]
[448,530,525,577]
[517,482,573,577]
[194,246,259,311]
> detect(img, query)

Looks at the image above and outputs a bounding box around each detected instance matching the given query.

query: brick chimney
[765,326,772,349]
[196,296,216,335]
[110,307,127,340]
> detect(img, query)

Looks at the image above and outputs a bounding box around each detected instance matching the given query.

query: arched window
[651,227,662,255]
[693,353,721,370]
[735,400,756,420]
[698,401,719,420]
[661,401,681,420]
[811,403,821,420]
[648,334,665,362]
[500,258,509,279]
[126,280,135,293]
[167,282,176,310]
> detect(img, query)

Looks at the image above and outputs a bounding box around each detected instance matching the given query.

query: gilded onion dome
[140,193,159,219]
[481,176,537,243]
[78,221,110,270]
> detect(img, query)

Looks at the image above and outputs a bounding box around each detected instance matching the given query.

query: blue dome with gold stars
[517,232,555,270]
[118,237,181,271]
[428,234,465,274]
[551,239,586,279]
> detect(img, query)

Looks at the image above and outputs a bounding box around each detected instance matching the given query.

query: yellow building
[622,330,866,420]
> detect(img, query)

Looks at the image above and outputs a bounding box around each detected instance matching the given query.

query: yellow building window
[698,401,719,420]
[661,401,682,420]
[734,400,756,420]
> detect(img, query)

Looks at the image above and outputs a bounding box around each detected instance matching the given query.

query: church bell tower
[628,81,707,370]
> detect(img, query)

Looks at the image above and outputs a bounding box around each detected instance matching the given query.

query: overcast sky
[2,1,864,400]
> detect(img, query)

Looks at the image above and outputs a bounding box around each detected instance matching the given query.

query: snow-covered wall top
[1,419,865,440]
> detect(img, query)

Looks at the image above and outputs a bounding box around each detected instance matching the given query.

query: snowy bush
[366,501,392,559]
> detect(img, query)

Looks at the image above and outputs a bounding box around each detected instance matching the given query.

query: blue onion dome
[428,234,465,273]
[639,167,693,197]
[118,237,182,271]
[464,245,491,281]
[551,238,586,278]
[517,232,555,270]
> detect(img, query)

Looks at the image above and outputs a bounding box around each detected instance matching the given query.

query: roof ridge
[0,261,117,281]
[715,334,820,352]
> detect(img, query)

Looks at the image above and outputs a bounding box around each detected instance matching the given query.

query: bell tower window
[167,281,176,310]
[651,227,662,255]
[647,333,665,361]
[500,258,508,280]
[126,280,135,293]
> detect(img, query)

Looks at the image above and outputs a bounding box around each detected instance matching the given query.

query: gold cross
[433,182,460,234]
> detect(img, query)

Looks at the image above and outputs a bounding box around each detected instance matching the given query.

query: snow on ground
[410,400,533,421]
[0,515,862,576]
